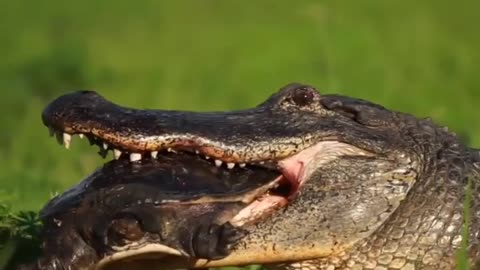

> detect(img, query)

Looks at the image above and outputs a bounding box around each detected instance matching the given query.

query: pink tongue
[278,158,304,187]
[277,142,326,185]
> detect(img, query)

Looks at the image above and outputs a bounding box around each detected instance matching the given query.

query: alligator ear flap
[320,95,392,127]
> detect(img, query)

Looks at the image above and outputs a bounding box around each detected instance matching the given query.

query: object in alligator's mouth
[23,153,296,270]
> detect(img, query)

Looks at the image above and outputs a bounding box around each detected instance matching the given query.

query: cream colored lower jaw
[95,244,183,270]
[98,243,347,270]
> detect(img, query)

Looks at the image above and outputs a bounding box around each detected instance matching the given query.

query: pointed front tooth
[227,163,235,169]
[151,151,158,159]
[103,142,109,150]
[205,156,210,160]
[195,150,200,154]
[63,133,71,149]
[79,134,84,139]
[214,160,223,167]
[113,149,122,159]
[259,161,265,165]
[130,153,142,162]
[239,163,246,168]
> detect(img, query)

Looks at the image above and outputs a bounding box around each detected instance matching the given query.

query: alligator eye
[290,87,316,106]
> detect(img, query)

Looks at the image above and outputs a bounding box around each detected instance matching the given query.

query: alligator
[40,83,480,269]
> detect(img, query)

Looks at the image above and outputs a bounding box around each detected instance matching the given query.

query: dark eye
[291,87,316,106]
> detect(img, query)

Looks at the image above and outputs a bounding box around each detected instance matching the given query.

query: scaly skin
[43,84,480,269]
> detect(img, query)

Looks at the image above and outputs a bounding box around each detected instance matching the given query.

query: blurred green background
[1,0,480,211]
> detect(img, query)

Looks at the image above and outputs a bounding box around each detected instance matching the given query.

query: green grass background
[0,0,479,268]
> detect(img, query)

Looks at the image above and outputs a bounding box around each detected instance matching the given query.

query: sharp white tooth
[239,163,246,168]
[103,142,109,150]
[215,160,223,167]
[63,133,71,149]
[227,163,235,169]
[195,150,200,154]
[130,153,142,162]
[151,151,158,159]
[113,149,122,159]
[205,156,210,160]
[79,134,84,139]
[167,148,172,152]
[259,161,265,165]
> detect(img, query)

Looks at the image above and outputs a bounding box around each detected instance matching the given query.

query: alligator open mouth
[43,124,350,205]
[42,129,303,220]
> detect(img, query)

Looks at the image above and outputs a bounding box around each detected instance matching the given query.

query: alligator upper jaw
[42,84,371,167]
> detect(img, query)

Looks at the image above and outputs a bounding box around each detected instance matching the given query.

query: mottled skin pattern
[42,84,480,269]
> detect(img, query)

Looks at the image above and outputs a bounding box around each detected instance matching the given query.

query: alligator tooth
[113,149,122,160]
[103,142,109,150]
[214,160,223,167]
[130,153,142,162]
[239,163,246,168]
[195,150,200,154]
[79,134,84,139]
[205,156,210,160]
[151,151,158,159]
[259,161,265,165]
[227,163,235,169]
[63,133,72,149]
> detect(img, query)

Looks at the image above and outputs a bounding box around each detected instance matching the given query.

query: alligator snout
[42,90,109,131]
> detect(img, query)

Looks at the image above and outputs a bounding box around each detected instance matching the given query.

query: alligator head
[41,83,480,269]
[41,83,398,198]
